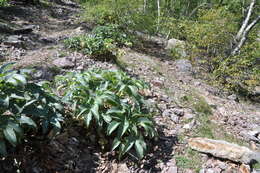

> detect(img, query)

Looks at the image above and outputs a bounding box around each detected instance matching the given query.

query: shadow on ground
[0,126,100,173]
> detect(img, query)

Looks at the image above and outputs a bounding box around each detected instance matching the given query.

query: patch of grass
[195,115,215,139]
[175,148,201,172]
[216,127,248,146]
[253,162,260,170]
[180,91,247,146]
[180,93,212,116]
[193,98,212,115]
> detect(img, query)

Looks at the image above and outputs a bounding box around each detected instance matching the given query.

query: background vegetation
[79,0,259,97]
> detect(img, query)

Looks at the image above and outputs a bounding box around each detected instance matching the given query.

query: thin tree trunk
[143,0,147,13]
[157,0,161,32]
[235,0,256,41]
[231,15,260,55]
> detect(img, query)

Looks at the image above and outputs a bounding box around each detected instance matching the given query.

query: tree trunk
[235,0,255,41]
[231,0,259,56]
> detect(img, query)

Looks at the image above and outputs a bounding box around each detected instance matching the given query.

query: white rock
[165,38,187,57]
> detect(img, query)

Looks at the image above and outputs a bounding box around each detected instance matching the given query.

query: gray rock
[175,59,192,73]
[13,25,34,34]
[173,108,184,116]
[166,166,178,173]
[170,115,179,123]
[166,38,187,57]
[32,66,55,81]
[206,169,215,173]
[162,109,172,117]
[4,35,24,47]
[111,163,129,173]
[217,162,228,170]
[183,113,195,120]
[151,79,163,87]
[183,120,196,130]
[254,86,260,95]
[53,57,75,68]
[0,22,14,34]
[199,169,206,173]
[240,130,260,143]
[227,94,239,102]
[41,37,56,44]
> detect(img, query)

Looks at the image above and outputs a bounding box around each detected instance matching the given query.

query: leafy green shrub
[82,0,139,26]
[54,69,157,159]
[214,40,260,95]
[64,24,131,58]
[186,7,237,58]
[0,0,7,6]
[0,63,63,155]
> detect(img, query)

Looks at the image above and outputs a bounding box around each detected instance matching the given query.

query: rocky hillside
[0,0,260,172]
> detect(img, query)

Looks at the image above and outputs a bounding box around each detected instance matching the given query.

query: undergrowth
[0,63,157,160]
[64,24,132,59]
[52,69,157,159]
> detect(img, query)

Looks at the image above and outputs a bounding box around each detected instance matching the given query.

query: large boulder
[165,38,187,58]
[188,137,260,164]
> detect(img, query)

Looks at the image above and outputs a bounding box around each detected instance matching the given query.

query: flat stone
[4,35,23,47]
[53,57,74,68]
[188,137,260,164]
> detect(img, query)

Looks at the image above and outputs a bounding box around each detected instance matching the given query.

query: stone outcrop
[165,38,187,58]
[188,137,260,164]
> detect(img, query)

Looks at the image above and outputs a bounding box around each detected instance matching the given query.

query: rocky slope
[0,0,259,172]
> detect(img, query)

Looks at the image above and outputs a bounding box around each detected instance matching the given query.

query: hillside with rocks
[0,0,260,173]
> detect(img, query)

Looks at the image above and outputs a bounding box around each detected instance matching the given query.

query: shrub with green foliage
[54,69,157,159]
[214,39,260,95]
[0,0,7,6]
[0,63,63,155]
[64,24,131,58]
